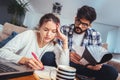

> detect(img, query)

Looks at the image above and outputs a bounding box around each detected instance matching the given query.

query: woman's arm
[56,25,68,50]
[54,44,69,66]
[0,30,32,63]
[0,30,44,70]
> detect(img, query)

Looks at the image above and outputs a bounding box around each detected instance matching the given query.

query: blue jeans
[70,61,118,80]
[41,51,57,67]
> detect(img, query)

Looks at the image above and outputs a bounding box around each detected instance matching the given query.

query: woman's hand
[56,24,68,49]
[56,24,68,43]
[86,64,103,70]
[19,57,44,70]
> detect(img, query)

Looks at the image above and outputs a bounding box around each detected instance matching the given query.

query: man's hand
[19,57,44,70]
[86,64,103,70]
[70,52,82,64]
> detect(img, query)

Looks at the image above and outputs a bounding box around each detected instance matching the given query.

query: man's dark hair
[77,5,96,23]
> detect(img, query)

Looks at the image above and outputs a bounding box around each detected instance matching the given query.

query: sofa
[0,22,120,80]
[0,22,27,42]
[108,55,120,80]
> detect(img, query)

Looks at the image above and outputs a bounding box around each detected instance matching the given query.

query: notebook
[34,66,57,80]
[0,58,34,79]
[72,45,113,66]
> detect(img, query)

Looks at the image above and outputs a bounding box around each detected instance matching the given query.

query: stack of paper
[34,66,57,80]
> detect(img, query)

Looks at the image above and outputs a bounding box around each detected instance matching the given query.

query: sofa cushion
[108,59,120,72]
[0,22,27,42]
[0,31,18,48]
[3,22,27,35]
[0,32,9,42]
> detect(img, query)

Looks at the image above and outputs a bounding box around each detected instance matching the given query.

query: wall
[113,28,120,53]
[92,22,118,42]
[23,11,120,53]
[23,12,73,29]
[23,12,42,29]
[107,29,118,53]
[115,28,120,53]
[23,11,117,42]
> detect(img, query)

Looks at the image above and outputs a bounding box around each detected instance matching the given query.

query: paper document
[34,66,57,80]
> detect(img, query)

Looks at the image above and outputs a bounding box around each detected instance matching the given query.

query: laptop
[0,58,34,79]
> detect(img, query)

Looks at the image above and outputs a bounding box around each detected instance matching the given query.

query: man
[59,5,118,80]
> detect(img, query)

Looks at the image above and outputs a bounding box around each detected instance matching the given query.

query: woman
[0,13,69,70]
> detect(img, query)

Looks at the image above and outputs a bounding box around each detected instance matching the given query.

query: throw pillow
[0,31,18,48]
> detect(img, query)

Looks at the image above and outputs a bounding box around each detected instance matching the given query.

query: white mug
[56,65,76,80]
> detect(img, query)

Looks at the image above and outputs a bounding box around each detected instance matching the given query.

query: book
[72,45,113,66]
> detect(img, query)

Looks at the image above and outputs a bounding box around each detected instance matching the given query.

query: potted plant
[7,0,29,26]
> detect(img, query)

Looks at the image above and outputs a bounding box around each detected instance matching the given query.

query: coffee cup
[56,65,76,80]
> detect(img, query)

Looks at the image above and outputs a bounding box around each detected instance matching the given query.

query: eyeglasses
[75,18,89,28]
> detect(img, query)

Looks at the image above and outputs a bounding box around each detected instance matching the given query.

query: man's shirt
[58,24,102,51]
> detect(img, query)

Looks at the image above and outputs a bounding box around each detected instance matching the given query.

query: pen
[31,52,39,61]
[31,52,44,70]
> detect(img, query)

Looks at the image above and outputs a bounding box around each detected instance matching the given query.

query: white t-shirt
[72,32,85,49]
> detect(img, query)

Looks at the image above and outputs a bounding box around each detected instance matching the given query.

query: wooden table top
[9,73,40,80]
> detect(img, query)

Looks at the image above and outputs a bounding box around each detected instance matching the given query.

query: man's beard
[74,27,86,34]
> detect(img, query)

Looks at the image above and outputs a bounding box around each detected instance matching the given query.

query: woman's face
[39,21,57,43]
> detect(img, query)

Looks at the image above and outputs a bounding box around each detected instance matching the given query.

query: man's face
[74,18,90,34]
